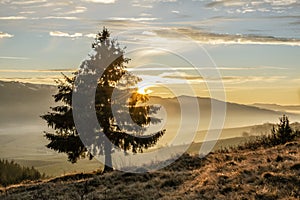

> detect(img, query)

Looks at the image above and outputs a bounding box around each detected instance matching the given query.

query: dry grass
[1,137,299,200]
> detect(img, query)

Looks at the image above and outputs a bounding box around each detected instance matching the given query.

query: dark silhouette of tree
[41,27,165,172]
[271,114,295,144]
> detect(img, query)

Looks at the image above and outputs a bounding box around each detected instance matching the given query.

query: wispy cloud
[206,0,298,7]
[0,77,59,85]
[10,0,47,5]
[0,56,29,60]
[160,72,202,81]
[19,11,36,14]
[0,15,80,21]
[109,17,158,22]
[212,76,287,84]
[136,73,287,87]
[205,0,300,15]
[217,66,287,70]
[22,1,79,9]
[132,4,153,8]
[49,31,83,38]
[0,69,75,73]
[85,33,96,38]
[131,1,152,8]
[140,13,152,17]
[128,66,286,72]
[266,0,297,6]
[0,32,14,39]
[81,0,116,3]
[142,31,157,36]
[65,6,87,14]
[0,16,27,20]
[206,0,246,8]
[43,16,79,20]
[0,68,76,85]
[49,31,97,39]
[158,71,286,84]
[101,19,147,30]
[155,28,300,46]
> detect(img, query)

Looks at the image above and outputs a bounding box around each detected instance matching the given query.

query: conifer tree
[42,27,165,172]
[271,115,295,144]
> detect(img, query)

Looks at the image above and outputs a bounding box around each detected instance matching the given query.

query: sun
[137,86,153,95]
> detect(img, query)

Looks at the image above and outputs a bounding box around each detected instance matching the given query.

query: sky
[0,0,300,105]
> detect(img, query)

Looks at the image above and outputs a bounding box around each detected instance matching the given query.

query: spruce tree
[42,27,165,172]
[271,115,294,144]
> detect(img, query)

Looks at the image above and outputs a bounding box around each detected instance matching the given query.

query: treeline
[0,159,46,187]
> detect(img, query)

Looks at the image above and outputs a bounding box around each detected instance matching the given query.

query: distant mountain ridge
[1,80,300,129]
[149,95,300,130]
[0,81,57,126]
[251,103,300,114]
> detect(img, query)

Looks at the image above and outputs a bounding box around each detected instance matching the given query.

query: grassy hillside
[1,136,299,199]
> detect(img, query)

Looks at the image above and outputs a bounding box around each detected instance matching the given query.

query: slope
[1,136,299,200]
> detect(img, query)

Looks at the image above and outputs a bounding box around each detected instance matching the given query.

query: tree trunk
[103,140,113,173]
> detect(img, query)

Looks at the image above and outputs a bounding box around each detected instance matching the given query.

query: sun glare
[137,86,153,95]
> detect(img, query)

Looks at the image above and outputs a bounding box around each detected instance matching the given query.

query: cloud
[0,77,60,85]
[207,0,297,7]
[65,6,87,14]
[49,31,95,39]
[206,0,246,8]
[131,0,177,8]
[0,32,14,39]
[132,4,153,8]
[140,13,152,17]
[265,0,297,6]
[148,0,177,2]
[205,0,299,15]
[22,1,78,8]
[220,76,287,84]
[0,56,29,60]
[136,73,287,87]
[128,66,286,72]
[142,31,157,36]
[81,0,116,3]
[109,17,158,22]
[0,69,75,73]
[217,66,287,70]
[154,28,300,46]
[10,0,47,5]
[161,72,202,81]
[43,16,79,20]
[159,71,287,84]
[49,31,83,38]
[19,11,36,14]
[101,19,147,29]
[85,33,96,38]
[0,16,27,20]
